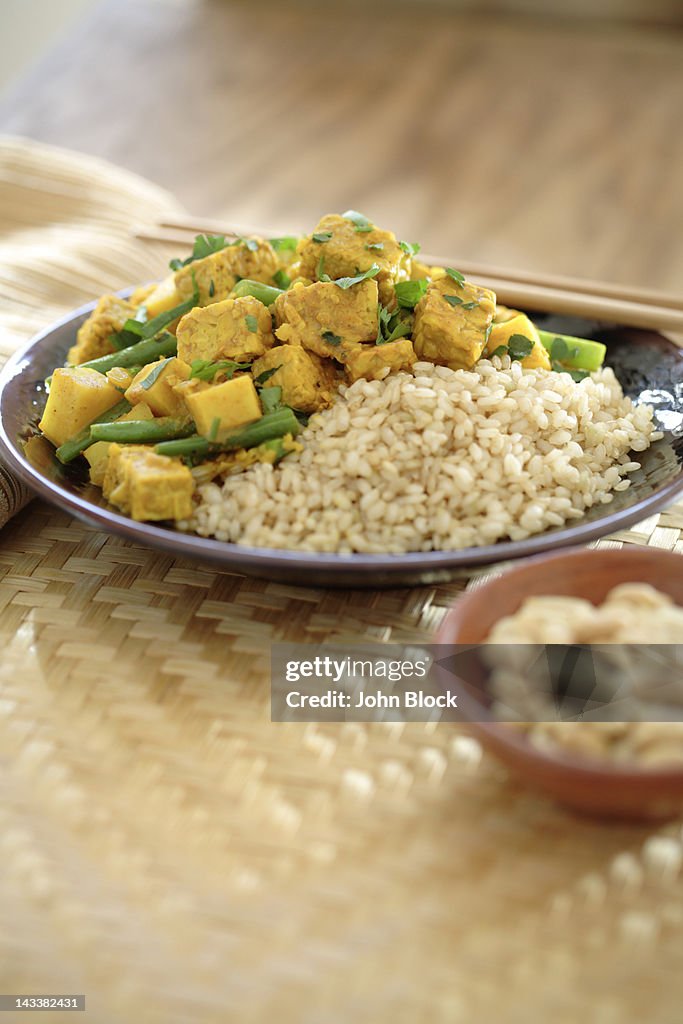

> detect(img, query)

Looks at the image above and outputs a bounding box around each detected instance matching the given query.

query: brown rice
[183,357,661,553]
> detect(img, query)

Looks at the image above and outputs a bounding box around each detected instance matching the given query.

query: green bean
[55,398,131,464]
[538,330,606,372]
[79,332,177,375]
[90,418,195,444]
[231,279,284,306]
[155,408,300,459]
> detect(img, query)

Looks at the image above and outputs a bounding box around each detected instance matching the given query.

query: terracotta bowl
[436,546,683,820]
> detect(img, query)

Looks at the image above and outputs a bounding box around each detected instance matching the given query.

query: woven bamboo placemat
[1,137,683,1023]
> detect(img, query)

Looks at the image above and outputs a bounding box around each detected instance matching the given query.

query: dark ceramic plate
[0,296,682,587]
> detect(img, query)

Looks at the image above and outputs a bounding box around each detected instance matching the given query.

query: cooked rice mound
[185,358,661,554]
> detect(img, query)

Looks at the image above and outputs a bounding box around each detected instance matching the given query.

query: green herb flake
[312,231,333,243]
[260,386,283,414]
[443,294,464,307]
[208,417,221,442]
[394,278,428,309]
[322,330,342,346]
[484,324,493,344]
[366,242,384,251]
[399,241,421,257]
[316,253,331,282]
[169,233,228,271]
[550,337,580,363]
[190,359,249,382]
[490,345,509,358]
[245,314,258,334]
[269,236,300,252]
[140,357,173,390]
[208,279,216,298]
[376,303,412,345]
[332,264,381,290]
[342,210,374,233]
[445,267,466,287]
[507,334,535,361]
[254,365,282,386]
[462,300,479,310]
[272,269,291,289]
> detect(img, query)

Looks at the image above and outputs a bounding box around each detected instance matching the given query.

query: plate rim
[1,298,683,581]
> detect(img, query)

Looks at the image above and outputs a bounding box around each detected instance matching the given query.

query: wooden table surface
[1,0,682,292]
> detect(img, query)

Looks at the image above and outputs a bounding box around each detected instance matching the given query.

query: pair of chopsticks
[136,216,683,334]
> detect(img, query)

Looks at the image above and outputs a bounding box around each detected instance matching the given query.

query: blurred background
[1,0,682,284]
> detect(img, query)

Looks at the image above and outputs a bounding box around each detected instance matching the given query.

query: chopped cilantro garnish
[462,301,479,310]
[484,324,493,345]
[550,337,580,363]
[445,267,466,287]
[312,231,333,243]
[399,241,421,257]
[508,334,535,360]
[366,242,384,251]
[208,279,215,298]
[254,365,282,386]
[376,303,412,345]
[190,359,249,382]
[169,233,228,271]
[316,253,331,282]
[272,269,291,289]
[322,330,342,346]
[245,314,258,333]
[443,294,464,307]
[394,279,428,309]
[342,210,374,232]
[487,335,534,362]
[332,264,380,289]
[260,386,283,414]
[140,357,173,390]
[269,236,300,252]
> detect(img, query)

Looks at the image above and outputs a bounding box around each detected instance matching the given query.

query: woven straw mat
[1,136,683,1024]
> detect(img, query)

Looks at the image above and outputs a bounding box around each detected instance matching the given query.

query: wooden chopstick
[152,216,683,312]
[136,219,683,333]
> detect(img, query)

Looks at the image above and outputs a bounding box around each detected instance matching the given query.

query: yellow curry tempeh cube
[103,444,195,521]
[296,213,411,305]
[344,338,417,382]
[67,294,137,365]
[38,367,122,448]
[124,357,191,417]
[273,279,378,358]
[176,296,273,365]
[250,345,336,413]
[412,275,496,371]
[184,374,262,441]
[174,239,280,306]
